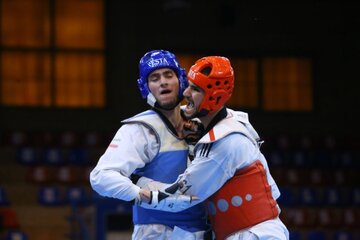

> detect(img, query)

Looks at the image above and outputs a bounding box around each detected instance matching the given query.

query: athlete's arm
[177,134,256,201]
[90,123,158,201]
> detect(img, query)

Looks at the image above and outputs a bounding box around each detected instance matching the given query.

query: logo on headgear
[147,58,169,68]
[188,69,196,80]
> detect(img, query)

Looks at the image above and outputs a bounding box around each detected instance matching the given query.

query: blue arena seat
[4,230,28,240]
[351,188,360,206]
[42,147,65,165]
[339,151,356,168]
[332,230,353,240]
[288,230,302,240]
[16,146,39,165]
[306,230,327,240]
[289,135,316,168]
[65,186,90,206]
[267,151,286,167]
[298,187,321,206]
[290,151,308,168]
[67,148,90,165]
[37,186,63,206]
[0,186,10,206]
[277,187,298,206]
[323,187,350,206]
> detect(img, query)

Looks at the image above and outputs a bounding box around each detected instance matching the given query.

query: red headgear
[187,56,234,114]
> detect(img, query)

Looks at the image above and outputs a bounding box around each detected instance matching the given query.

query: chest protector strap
[207,160,279,240]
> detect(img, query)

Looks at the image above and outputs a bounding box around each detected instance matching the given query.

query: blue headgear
[137,50,188,108]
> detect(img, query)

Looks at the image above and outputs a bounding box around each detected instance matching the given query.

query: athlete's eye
[163,71,175,78]
[148,74,160,82]
[191,86,201,92]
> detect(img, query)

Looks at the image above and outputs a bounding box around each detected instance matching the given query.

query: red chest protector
[206,160,279,240]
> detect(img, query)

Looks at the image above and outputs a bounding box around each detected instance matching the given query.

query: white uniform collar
[197,108,261,147]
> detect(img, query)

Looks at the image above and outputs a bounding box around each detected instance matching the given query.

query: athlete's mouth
[185,99,195,110]
[160,89,172,95]
[187,101,194,108]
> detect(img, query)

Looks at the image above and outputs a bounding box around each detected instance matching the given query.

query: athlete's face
[148,68,179,109]
[183,81,205,119]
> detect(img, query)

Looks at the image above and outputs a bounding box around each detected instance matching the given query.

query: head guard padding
[137,50,188,107]
[187,56,234,114]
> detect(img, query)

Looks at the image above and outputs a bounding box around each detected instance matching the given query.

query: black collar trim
[205,107,228,133]
[152,108,181,137]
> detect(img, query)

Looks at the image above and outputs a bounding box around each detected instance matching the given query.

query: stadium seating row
[281,207,360,229]
[16,146,102,166]
[289,229,359,240]
[0,130,111,148]
[271,167,358,186]
[278,186,360,207]
[26,165,92,185]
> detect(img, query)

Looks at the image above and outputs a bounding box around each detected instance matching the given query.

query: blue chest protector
[122,110,206,232]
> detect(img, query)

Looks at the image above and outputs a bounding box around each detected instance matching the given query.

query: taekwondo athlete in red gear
[138,56,289,240]
[90,50,207,240]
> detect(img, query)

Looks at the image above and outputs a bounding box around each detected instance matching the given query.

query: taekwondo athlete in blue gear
[90,50,207,240]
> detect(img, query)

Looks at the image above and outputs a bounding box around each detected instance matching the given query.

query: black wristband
[157,191,169,202]
[149,191,153,204]
[165,183,180,194]
[130,174,142,184]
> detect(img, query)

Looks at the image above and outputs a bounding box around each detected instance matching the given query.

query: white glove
[136,190,197,212]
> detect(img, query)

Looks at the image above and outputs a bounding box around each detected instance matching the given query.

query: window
[227,58,258,108]
[176,54,203,73]
[262,57,312,111]
[0,0,105,107]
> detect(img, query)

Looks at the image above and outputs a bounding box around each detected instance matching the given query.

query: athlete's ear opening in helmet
[201,67,212,76]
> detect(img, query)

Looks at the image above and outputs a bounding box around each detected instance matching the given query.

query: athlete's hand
[183,119,204,145]
[132,174,170,191]
[136,189,198,212]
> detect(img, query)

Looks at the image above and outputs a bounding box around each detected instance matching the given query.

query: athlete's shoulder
[226,108,250,124]
[198,114,245,144]
[121,110,157,123]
